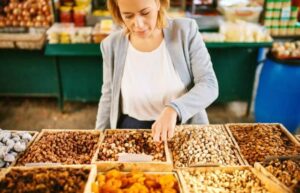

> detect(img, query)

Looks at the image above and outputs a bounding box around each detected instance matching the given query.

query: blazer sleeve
[168,20,219,123]
[95,42,112,129]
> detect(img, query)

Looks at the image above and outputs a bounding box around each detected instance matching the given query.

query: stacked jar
[264,0,299,36]
[60,6,72,23]
[73,6,86,27]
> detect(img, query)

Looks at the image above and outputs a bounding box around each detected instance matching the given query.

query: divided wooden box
[15,129,102,166]
[92,171,184,193]
[177,166,289,193]
[225,123,300,165]
[1,130,39,168]
[0,164,97,193]
[170,124,247,168]
[254,156,300,193]
[93,129,173,172]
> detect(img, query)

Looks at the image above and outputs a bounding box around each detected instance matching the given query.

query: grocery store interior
[0,0,300,192]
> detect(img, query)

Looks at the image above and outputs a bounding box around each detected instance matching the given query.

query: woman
[96,0,218,141]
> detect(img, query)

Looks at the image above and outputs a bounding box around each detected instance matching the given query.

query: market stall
[0,124,299,192]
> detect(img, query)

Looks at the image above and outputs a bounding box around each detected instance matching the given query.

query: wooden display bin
[0,130,39,169]
[225,123,300,165]
[93,129,173,172]
[15,129,102,166]
[254,156,300,193]
[296,135,300,142]
[170,124,248,168]
[92,171,184,193]
[0,164,97,193]
[177,166,288,193]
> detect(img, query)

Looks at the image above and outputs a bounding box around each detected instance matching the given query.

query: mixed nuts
[98,130,166,161]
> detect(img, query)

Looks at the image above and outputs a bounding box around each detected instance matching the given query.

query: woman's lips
[135,30,147,35]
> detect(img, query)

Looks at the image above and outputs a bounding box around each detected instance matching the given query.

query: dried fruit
[92,170,180,193]
[0,129,35,168]
[0,167,91,193]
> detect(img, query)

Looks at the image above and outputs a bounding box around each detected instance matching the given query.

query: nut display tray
[0,164,97,193]
[94,129,173,172]
[0,130,39,168]
[15,129,102,166]
[254,156,300,193]
[169,125,247,168]
[177,166,288,193]
[225,123,300,165]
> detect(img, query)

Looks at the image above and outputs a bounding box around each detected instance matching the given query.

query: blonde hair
[107,0,169,29]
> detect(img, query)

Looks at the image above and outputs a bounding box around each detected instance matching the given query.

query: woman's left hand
[152,106,178,142]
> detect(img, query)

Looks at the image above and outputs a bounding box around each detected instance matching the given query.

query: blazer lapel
[111,32,129,128]
[163,20,191,88]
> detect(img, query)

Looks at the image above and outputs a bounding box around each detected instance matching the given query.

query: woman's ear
[156,0,160,10]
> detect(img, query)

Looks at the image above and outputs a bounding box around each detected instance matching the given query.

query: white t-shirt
[121,39,186,121]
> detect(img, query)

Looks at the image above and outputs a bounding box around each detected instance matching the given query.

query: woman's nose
[134,15,144,28]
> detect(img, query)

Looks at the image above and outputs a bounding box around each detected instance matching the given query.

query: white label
[281,7,291,20]
[118,153,153,162]
[25,162,61,167]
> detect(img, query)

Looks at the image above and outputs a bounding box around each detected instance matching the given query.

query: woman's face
[117,0,160,38]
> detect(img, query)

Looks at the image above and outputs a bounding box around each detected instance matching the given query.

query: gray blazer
[96,18,218,129]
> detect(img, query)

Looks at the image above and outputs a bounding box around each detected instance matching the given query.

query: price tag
[281,7,291,20]
[25,162,61,167]
[118,153,153,162]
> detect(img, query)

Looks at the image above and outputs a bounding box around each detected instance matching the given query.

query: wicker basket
[0,33,46,50]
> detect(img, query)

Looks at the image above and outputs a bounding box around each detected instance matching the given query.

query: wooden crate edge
[8,130,39,168]
[84,164,97,193]
[254,162,292,193]
[252,164,291,193]
[176,166,289,193]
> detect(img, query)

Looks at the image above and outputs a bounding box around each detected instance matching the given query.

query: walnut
[229,124,300,165]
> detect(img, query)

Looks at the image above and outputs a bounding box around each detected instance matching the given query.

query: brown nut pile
[98,130,166,161]
[263,159,300,192]
[16,131,99,165]
[181,169,271,193]
[0,167,90,193]
[169,125,240,167]
[229,124,300,165]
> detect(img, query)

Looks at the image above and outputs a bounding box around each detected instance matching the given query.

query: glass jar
[73,6,86,27]
[60,6,72,23]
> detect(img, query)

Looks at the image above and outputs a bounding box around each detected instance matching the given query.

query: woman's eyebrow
[122,7,150,14]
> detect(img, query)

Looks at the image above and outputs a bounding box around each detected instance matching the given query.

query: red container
[60,6,72,23]
[73,6,85,26]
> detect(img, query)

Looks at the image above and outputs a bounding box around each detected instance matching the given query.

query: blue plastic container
[255,55,300,133]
